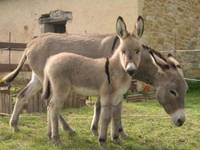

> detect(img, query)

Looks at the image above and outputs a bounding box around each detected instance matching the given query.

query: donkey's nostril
[176,118,184,127]
[127,69,135,76]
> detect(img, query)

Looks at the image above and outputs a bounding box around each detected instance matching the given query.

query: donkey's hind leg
[48,86,71,143]
[47,107,72,140]
[10,72,41,132]
[59,114,75,135]
[90,97,101,136]
[47,105,52,139]
[48,98,60,144]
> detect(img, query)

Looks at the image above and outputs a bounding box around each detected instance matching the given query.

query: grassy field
[0,84,200,150]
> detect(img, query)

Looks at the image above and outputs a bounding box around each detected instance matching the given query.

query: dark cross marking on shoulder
[105,57,111,84]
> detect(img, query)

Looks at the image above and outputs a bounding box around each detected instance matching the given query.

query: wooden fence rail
[0,42,30,72]
[0,64,31,72]
[0,42,26,49]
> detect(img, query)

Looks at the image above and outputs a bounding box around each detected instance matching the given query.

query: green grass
[0,88,200,150]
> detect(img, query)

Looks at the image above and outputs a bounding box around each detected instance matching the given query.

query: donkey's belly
[73,86,99,96]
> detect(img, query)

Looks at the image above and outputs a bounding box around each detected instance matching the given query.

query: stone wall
[142,0,200,50]
[141,0,200,77]
[176,51,200,78]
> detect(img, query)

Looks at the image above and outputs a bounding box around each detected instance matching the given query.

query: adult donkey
[0,16,187,135]
[0,16,144,134]
[92,47,188,138]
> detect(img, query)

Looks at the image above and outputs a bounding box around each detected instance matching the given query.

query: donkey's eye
[170,90,177,97]
[122,50,126,54]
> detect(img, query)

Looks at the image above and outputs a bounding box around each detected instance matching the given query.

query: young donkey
[42,16,142,144]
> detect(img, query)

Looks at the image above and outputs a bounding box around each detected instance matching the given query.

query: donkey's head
[149,51,188,126]
[115,16,144,76]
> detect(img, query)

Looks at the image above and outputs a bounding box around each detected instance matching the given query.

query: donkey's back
[44,52,107,96]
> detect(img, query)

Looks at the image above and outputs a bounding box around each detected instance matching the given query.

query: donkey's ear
[167,53,184,77]
[149,52,169,73]
[134,16,144,38]
[151,52,169,68]
[167,53,180,66]
[116,16,128,39]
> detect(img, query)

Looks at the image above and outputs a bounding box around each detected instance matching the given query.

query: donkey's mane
[142,45,167,62]
[142,45,178,70]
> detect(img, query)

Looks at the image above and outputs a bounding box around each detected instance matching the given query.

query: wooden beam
[0,42,26,49]
[0,64,30,72]
[0,113,10,117]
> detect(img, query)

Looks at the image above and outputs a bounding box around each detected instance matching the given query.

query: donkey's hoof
[99,138,107,149]
[91,129,98,136]
[112,137,122,145]
[91,126,98,136]
[51,136,61,145]
[10,120,19,132]
[11,125,20,133]
[68,129,76,136]
[13,127,20,133]
[99,142,107,149]
[47,132,52,139]
[120,131,129,139]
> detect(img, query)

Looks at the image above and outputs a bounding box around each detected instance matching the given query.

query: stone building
[0,0,199,77]
[141,0,200,78]
[142,0,200,50]
[0,0,139,42]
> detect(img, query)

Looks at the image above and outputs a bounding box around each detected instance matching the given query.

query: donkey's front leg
[117,102,129,139]
[92,100,128,139]
[91,97,101,136]
[111,104,121,145]
[98,105,111,147]
[10,74,41,132]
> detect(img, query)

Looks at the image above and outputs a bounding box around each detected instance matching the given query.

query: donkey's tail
[0,49,27,85]
[41,73,51,100]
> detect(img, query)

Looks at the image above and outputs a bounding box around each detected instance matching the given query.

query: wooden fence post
[63,91,87,108]
[0,85,12,114]
[26,90,46,113]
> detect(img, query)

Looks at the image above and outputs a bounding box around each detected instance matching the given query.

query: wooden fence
[0,86,12,114]
[0,42,86,114]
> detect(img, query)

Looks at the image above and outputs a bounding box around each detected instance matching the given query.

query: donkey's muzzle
[126,63,137,76]
[171,109,185,127]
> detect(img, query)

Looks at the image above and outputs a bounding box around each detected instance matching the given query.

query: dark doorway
[54,24,66,33]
